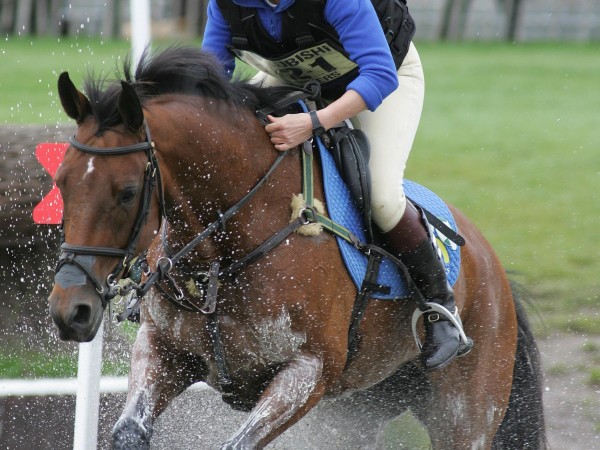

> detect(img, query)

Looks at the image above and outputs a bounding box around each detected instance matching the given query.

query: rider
[202,0,470,371]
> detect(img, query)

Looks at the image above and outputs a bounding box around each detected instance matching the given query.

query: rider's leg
[354,42,424,233]
[355,43,468,371]
[383,201,462,370]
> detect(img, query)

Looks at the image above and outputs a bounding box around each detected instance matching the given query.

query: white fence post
[73,319,104,450]
[130,0,152,66]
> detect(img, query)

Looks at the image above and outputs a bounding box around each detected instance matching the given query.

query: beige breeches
[252,42,425,233]
[353,42,425,232]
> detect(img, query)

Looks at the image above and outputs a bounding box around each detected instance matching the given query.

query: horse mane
[82,45,286,130]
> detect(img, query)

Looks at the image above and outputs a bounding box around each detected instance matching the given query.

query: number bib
[232,41,358,88]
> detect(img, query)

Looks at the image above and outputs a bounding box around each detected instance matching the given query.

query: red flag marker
[33,142,69,224]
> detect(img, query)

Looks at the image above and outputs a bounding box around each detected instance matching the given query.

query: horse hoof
[112,417,152,450]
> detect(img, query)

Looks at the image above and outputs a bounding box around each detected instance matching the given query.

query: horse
[48,47,545,449]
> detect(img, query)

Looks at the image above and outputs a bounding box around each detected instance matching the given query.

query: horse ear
[58,72,91,122]
[118,81,144,133]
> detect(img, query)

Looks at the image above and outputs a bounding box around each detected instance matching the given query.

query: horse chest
[222,307,308,368]
[148,297,307,368]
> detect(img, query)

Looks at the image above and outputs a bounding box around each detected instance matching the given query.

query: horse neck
[148,96,298,257]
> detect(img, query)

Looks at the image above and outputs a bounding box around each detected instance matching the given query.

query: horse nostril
[73,304,92,326]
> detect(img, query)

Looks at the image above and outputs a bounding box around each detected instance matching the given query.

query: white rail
[0,376,128,396]
[0,377,210,397]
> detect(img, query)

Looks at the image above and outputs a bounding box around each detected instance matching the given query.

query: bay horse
[48,47,545,449]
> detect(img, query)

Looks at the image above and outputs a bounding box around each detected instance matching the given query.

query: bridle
[53,118,287,314]
[53,85,318,317]
[55,122,165,307]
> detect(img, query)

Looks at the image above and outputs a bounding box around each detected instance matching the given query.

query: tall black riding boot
[384,202,471,371]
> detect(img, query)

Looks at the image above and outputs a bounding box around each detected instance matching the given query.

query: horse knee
[112,417,153,450]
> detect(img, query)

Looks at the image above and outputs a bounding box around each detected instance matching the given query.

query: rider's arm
[325,0,399,111]
[267,0,399,151]
[202,0,236,78]
[266,89,367,151]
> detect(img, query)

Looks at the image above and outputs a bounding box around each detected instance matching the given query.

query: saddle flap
[329,125,373,239]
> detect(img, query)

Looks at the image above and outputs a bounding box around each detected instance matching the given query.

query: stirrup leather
[411,303,472,353]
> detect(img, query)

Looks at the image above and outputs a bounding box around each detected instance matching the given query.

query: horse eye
[120,186,138,205]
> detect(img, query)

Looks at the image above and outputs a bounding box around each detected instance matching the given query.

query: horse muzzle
[49,261,107,342]
[49,285,104,342]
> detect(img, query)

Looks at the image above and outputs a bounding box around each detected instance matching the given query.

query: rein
[55,119,290,317]
[115,86,326,321]
[127,151,288,307]
[56,113,294,399]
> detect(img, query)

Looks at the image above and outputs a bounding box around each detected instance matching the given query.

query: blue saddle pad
[316,138,461,299]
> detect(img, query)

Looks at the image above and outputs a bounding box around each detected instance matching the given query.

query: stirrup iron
[411,303,473,355]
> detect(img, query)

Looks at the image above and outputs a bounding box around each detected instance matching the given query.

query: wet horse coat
[48,47,545,449]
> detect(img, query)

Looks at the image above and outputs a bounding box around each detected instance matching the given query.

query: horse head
[48,72,160,342]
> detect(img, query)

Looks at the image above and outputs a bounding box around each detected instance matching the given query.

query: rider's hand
[265,113,313,152]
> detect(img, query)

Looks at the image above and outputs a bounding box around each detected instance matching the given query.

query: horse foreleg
[222,353,325,450]
[112,321,206,449]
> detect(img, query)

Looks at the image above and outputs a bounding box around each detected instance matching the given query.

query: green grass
[0,323,137,379]
[384,413,431,449]
[0,349,78,379]
[0,36,207,125]
[546,363,571,376]
[0,347,130,379]
[587,369,600,387]
[582,341,600,353]
[0,37,131,125]
[407,42,600,327]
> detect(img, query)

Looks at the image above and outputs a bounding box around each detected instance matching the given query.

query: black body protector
[216,0,415,99]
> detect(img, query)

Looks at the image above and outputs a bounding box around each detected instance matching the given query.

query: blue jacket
[202,0,399,111]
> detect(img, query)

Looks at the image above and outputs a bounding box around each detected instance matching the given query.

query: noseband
[55,122,164,307]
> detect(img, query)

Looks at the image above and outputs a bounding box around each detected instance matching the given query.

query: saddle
[323,118,464,249]
[112,85,466,397]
